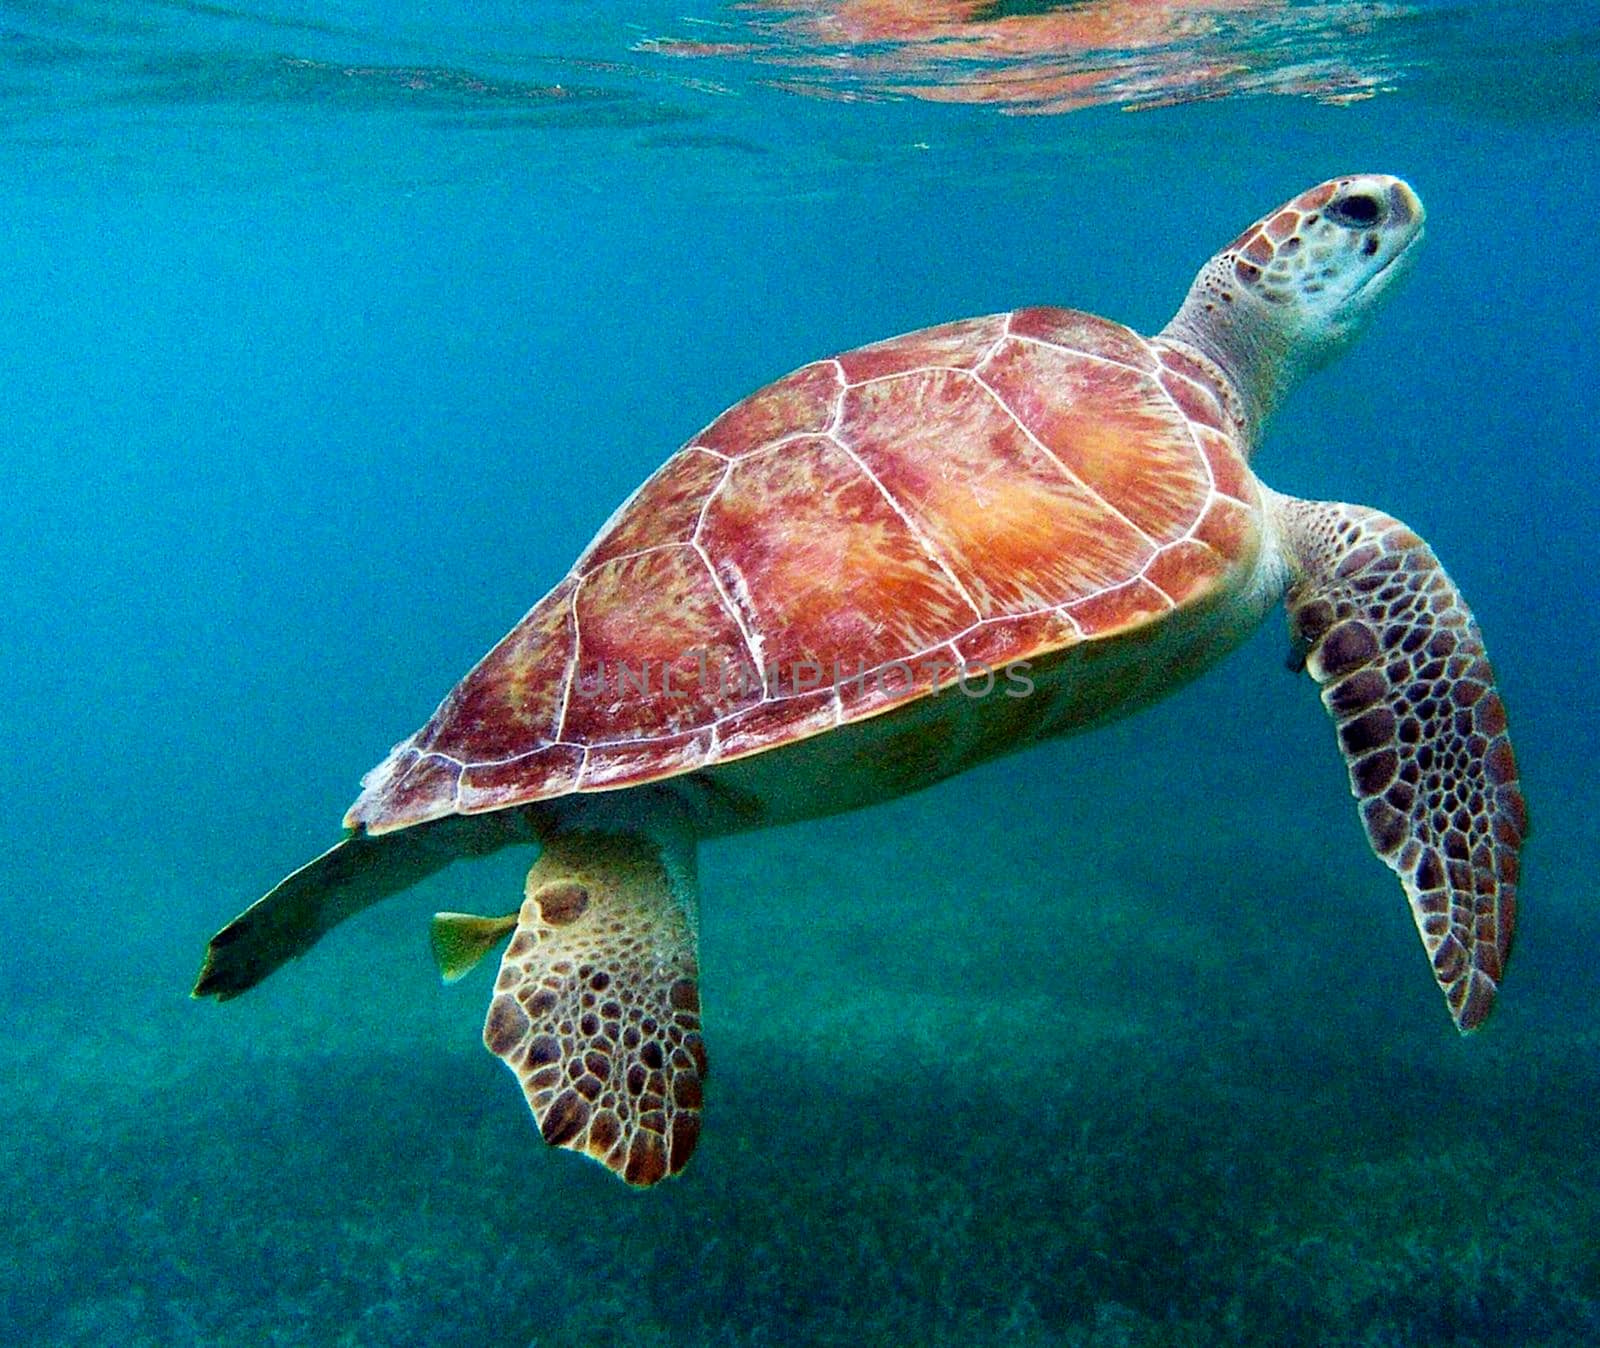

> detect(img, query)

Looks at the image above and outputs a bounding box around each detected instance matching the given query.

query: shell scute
[460,745,583,812]
[1158,370,1226,433]
[953,610,1080,670]
[981,337,1209,543]
[841,368,1152,618]
[834,313,1006,382]
[353,749,463,829]
[1191,496,1254,558]
[833,643,963,719]
[582,449,727,569]
[716,690,838,760]
[580,731,716,792]
[1144,540,1229,607]
[1007,307,1158,371]
[566,547,757,743]
[1065,579,1173,637]
[697,435,974,677]
[694,361,839,456]
[1195,425,1254,503]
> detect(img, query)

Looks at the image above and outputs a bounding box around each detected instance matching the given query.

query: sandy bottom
[7,719,1596,1348]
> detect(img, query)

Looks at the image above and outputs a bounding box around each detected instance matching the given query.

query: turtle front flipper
[1273,496,1523,1031]
[1274,495,1528,1030]
[479,816,705,1186]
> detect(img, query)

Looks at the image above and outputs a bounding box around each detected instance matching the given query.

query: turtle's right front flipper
[193,812,530,1001]
[1275,495,1528,1031]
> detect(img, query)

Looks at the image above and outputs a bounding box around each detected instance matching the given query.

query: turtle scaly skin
[1274,497,1523,1029]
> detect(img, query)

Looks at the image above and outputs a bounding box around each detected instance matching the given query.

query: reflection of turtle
[196,175,1525,1187]
[650,0,1387,115]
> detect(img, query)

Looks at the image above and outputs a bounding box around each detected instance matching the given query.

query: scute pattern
[346,309,1261,834]
[698,433,974,673]
[981,337,1206,541]
[567,545,756,740]
[837,367,1153,616]
[1282,500,1526,1030]
[581,448,729,569]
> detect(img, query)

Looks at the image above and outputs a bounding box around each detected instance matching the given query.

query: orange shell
[347,307,1258,833]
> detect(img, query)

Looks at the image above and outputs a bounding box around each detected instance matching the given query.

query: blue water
[3,2,1598,1344]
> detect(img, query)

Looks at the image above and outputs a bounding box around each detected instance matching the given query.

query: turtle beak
[1385,179,1424,231]
[1384,179,1426,265]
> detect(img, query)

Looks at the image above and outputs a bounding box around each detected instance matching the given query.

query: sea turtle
[196,175,1526,1187]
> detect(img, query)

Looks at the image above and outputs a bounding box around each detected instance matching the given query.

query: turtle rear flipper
[193,813,528,1001]
[481,822,705,1186]
[1276,496,1528,1030]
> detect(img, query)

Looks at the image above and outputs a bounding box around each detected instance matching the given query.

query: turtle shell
[347,307,1260,834]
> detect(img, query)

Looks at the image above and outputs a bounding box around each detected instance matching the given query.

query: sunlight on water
[643,0,1413,114]
[642,0,1600,119]
[1,0,1594,183]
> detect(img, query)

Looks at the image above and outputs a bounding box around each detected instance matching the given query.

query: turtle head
[1161,175,1425,443]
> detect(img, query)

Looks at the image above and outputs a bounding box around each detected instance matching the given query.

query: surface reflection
[642,0,1410,113]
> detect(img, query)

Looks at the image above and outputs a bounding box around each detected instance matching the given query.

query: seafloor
[7,680,1596,1347]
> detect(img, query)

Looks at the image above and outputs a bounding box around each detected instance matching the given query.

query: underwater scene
[3,1,1599,1343]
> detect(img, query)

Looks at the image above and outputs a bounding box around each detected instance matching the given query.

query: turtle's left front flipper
[461,810,706,1186]
[1274,496,1528,1030]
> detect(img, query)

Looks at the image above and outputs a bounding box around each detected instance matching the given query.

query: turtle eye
[1327,193,1383,228]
